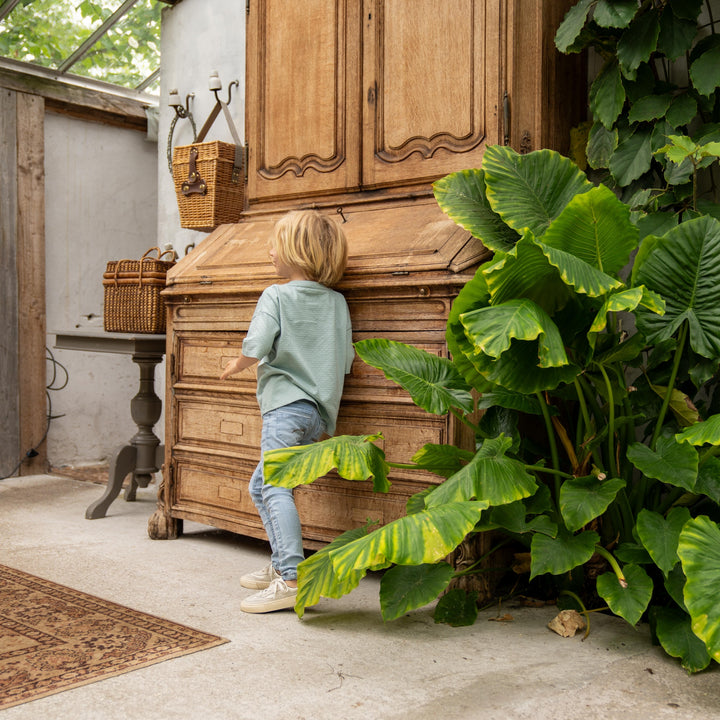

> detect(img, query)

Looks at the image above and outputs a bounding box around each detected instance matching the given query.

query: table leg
[85,349,164,519]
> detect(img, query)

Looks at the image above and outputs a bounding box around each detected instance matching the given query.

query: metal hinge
[246,0,250,14]
[503,91,510,146]
[244,143,249,182]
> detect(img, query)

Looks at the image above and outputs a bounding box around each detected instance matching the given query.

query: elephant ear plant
[265,144,720,673]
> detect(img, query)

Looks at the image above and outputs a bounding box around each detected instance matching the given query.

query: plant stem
[596,363,618,478]
[452,537,513,577]
[450,406,487,439]
[559,590,592,639]
[650,322,688,451]
[574,375,592,438]
[594,545,627,587]
[524,464,574,479]
[536,391,561,501]
[699,445,720,467]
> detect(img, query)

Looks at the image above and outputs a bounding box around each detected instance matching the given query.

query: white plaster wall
[157,0,245,254]
[45,113,160,466]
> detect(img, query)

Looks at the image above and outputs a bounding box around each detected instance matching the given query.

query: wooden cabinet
[153,0,584,568]
[155,201,489,545]
[246,0,504,204]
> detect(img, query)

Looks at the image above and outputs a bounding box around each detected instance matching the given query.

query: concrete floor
[1,473,719,720]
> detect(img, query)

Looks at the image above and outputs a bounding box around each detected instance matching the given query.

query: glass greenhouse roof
[0,0,166,95]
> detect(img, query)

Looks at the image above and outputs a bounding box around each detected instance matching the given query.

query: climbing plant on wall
[556,0,720,234]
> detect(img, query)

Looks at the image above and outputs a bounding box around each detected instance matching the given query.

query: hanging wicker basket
[172,99,244,232]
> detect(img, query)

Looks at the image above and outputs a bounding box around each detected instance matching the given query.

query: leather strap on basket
[181,147,207,196]
[186,99,244,186]
[111,247,174,288]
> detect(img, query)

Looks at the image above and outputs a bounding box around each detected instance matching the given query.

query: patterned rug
[0,564,228,709]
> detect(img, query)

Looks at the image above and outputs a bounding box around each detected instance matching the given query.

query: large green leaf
[609,128,653,185]
[617,10,660,78]
[636,507,692,577]
[628,93,674,124]
[329,502,488,577]
[295,523,378,618]
[596,564,653,625]
[538,243,624,298]
[690,42,720,97]
[483,232,573,315]
[433,169,519,253]
[463,337,580,395]
[654,607,712,673]
[659,8,698,62]
[626,437,699,492]
[587,121,618,169]
[560,475,626,533]
[695,456,720,505]
[481,145,592,238]
[555,0,594,52]
[461,299,570,368]
[433,588,479,626]
[446,267,495,392]
[409,443,474,479]
[476,388,544,415]
[425,435,537,508]
[666,93,698,128]
[530,529,599,579]
[589,58,626,129]
[594,0,638,28]
[678,515,720,662]
[355,338,473,415]
[264,434,390,493]
[541,183,638,276]
[379,562,455,621]
[588,286,664,348]
[635,216,720,359]
[676,414,720,446]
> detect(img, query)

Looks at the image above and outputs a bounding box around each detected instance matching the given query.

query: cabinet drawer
[175,397,262,460]
[170,454,430,547]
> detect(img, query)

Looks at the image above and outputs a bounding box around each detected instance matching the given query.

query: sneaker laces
[258,578,295,599]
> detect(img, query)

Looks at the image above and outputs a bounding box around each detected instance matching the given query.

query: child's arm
[220,353,258,380]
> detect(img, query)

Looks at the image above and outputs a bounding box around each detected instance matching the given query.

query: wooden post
[16,92,47,475]
[0,89,20,477]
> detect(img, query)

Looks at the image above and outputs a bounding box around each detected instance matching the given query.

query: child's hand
[220,354,258,380]
[220,358,243,380]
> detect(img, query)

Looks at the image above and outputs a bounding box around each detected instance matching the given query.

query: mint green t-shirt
[242,281,353,435]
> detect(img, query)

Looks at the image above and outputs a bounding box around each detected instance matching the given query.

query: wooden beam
[0,64,152,132]
[16,92,47,474]
[0,88,20,477]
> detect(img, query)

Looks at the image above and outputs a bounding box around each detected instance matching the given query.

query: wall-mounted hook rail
[208,71,240,107]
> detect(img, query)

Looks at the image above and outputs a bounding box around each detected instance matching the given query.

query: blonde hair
[273,210,348,288]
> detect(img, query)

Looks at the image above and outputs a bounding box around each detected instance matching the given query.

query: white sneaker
[240,578,297,614]
[240,563,281,590]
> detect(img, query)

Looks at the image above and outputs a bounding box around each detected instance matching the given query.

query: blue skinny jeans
[248,399,325,581]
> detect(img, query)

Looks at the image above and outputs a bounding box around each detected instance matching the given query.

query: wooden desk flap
[165,199,489,294]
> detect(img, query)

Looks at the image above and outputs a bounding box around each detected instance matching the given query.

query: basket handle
[195,99,244,183]
[111,248,174,288]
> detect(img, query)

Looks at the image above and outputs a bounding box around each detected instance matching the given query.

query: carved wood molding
[370,0,485,164]
[256,0,348,179]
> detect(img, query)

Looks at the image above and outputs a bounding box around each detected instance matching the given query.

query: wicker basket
[172,140,244,231]
[171,97,244,232]
[103,248,175,334]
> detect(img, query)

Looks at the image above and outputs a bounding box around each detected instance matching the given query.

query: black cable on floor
[0,347,69,481]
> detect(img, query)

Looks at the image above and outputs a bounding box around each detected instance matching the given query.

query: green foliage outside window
[0,0,161,91]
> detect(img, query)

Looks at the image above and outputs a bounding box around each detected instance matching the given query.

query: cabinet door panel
[362,0,503,189]
[247,0,362,202]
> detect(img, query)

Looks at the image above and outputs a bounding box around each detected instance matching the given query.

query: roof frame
[0,0,161,92]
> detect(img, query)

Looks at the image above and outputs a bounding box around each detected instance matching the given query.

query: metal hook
[212,79,239,106]
[169,89,195,119]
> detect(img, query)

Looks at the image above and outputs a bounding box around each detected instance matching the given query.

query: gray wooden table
[53,331,166,519]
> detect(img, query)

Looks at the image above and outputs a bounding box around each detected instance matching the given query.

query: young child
[220,209,353,613]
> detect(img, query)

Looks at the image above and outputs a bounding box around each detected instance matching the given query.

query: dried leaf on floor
[547,609,586,637]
